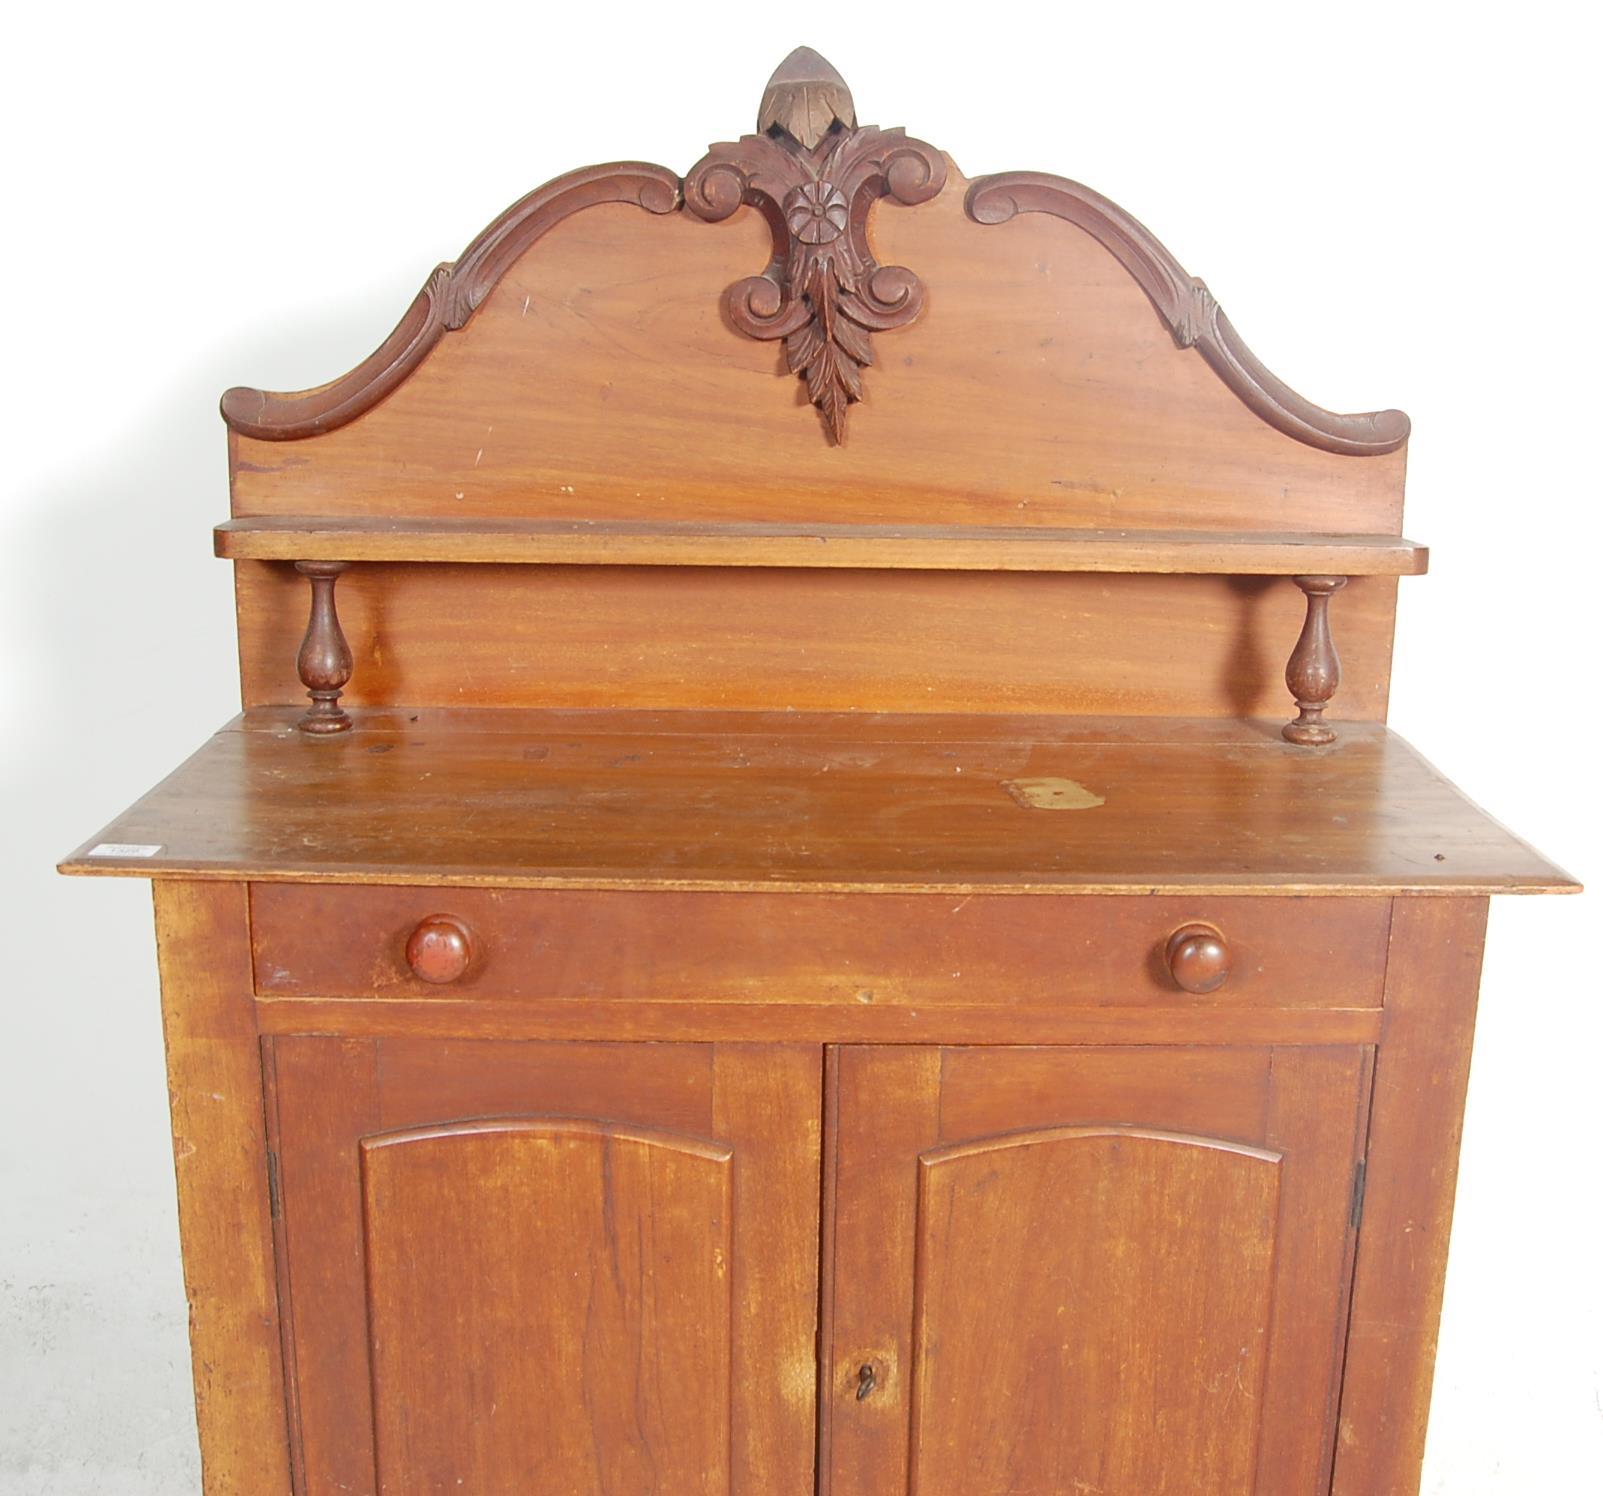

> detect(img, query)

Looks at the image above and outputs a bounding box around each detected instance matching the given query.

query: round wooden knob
[405,915,475,984]
[1165,923,1232,994]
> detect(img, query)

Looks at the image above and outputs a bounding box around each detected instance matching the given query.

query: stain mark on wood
[1002,777,1106,811]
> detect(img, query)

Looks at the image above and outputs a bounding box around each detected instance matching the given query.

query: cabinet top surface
[61,710,1575,895]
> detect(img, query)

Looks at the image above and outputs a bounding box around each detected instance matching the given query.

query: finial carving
[685,47,947,444]
[757,45,856,150]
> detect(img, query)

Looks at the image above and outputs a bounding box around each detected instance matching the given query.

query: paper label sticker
[87,842,163,858]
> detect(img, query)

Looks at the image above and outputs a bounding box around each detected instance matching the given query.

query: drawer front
[251,885,1389,1008]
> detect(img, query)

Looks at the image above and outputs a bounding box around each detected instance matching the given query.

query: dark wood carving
[221,164,681,440]
[965,173,1410,457]
[1283,575,1347,745]
[294,561,353,734]
[685,48,947,444]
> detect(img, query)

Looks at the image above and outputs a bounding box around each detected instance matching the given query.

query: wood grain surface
[253,995,1384,1050]
[360,1120,733,1493]
[215,516,1429,573]
[63,709,1576,894]
[910,1126,1283,1494]
[221,161,1418,724]
[228,177,1406,534]
[825,1044,1371,1493]
[249,883,1390,1007]
[1331,898,1491,1493]
[964,171,1410,456]
[230,563,1402,720]
[150,882,292,1495]
[267,1036,818,1495]
[221,164,680,441]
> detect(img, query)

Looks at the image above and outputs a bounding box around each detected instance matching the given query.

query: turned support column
[294,561,353,735]
[1283,574,1347,746]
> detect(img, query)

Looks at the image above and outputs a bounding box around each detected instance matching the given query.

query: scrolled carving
[685,47,947,444]
[222,163,681,441]
[966,172,1410,457]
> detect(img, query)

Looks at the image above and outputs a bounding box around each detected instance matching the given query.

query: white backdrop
[3,2,1597,1490]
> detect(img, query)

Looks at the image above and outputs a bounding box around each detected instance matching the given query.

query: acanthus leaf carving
[685,48,946,445]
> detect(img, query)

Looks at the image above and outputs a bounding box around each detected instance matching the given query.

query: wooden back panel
[230,183,1405,531]
[225,54,1409,717]
[235,563,1398,718]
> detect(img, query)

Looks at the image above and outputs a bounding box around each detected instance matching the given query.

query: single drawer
[251,885,1389,1008]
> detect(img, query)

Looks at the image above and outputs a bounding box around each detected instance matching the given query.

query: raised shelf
[215,516,1430,576]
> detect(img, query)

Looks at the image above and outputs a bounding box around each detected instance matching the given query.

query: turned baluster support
[1282,575,1347,746]
[294,561,353,735]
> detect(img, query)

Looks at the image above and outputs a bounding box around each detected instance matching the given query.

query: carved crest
[685,47,946,444]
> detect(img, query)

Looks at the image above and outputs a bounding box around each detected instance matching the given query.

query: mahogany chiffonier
[62,47,1576,1496]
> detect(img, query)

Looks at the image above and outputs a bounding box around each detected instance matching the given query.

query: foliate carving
[1172,280,1218,352]
[685,48,946,444]
[426,265,476,333]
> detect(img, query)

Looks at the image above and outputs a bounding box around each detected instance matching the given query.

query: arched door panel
[824,1045,1371,1496]
[360,1119,732,1493]
[268,1037,818,1496]
[912,1127,1281,1496]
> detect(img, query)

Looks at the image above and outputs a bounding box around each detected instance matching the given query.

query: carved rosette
[685,48,946,444]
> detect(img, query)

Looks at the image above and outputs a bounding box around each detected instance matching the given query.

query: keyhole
[856,1363,877,1400]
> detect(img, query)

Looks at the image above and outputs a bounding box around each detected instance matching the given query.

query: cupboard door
[823,1046,1371,1496]
[267,1038,819,1496]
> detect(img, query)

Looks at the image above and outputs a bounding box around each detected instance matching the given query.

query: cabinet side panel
[152,880,292,1495]
[1331,898,1489,1494]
